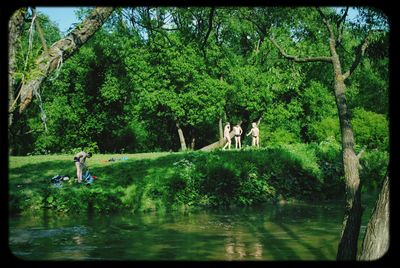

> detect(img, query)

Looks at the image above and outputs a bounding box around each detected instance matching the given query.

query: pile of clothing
[50,175,70,188]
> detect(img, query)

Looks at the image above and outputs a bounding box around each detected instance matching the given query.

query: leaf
[47,196,54,203]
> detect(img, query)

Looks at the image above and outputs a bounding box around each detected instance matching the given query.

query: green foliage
[10,7,389,158]
[351,108,389,150]
[308,117,341,143]
[359,150,389,191]
[279,143,322,180]
[302,81,336,119]
[201,158,241,208]
[10,143,388,215]
[166,159,201,206]
[267,128,301,145]
[314,137,344,199]
[237,164,277,206]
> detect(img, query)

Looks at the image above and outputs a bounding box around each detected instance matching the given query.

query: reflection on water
[9,202,371,261]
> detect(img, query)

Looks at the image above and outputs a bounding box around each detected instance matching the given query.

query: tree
[8,7,115,128]
[8,8,28,128]
[135,39,227,151]
[359,173,389,260]
[250,7,387,259]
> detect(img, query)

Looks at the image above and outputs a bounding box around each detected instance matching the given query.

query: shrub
[359,149,389,191]
[201,159,241,208]
[268,128,300,145]
[166,159,201,206]
[120,184,141,212]
[308,117,341,143]
[237,164,276,206]
[313,137,344,199]
[352,108,389,151]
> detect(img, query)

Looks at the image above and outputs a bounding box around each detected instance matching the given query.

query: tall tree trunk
[10,7,114,123]
[359,174,389,260]
[176,122,187,151]
[8,7,28,128]
[330,39,363,261]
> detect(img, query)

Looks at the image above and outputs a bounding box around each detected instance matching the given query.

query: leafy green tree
[134,36,227,150]
[264,7,388,260]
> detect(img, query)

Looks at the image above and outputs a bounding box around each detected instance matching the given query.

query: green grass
[10,145,374,215]
[9,152,178,184]
[9,152,187,214]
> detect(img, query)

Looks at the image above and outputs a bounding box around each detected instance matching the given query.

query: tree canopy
[9,7,389,155]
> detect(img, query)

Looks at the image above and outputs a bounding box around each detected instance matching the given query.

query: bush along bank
[9,143,388,215]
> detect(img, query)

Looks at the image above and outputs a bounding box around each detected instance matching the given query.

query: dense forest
[9,7,389,156]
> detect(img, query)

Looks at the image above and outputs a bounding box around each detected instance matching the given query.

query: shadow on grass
[9,160,74,186]
[8,153,194,214]
[9,153,186,186]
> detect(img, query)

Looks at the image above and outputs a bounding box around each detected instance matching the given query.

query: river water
[9,201,372,261]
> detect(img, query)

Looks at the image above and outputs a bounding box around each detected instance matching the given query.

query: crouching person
[74,151,92,183]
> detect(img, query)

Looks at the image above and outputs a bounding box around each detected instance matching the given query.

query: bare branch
[342,36,370,80]
[32,8,48,51]
[316,7,336,41]
[269,37,332,63]
[240,9,267,37]
[357,145,367,159]
[336,7,349,45]
[337,7,349,28]
[200,7,216,52]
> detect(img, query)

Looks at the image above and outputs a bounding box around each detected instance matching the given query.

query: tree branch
[342,36,370,80]
[200,7,216,52]
[337,7,349,28]
[32,8,48,51]
[336,7,349,45]
[269,37,332,63]
[18,7,115,115]
[357,145,367,159]
[316,7,336,41]
[240,10,267,38]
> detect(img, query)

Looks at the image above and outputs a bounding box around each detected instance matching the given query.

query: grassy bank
[9,144,387,215]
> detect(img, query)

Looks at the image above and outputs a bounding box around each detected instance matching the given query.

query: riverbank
[9,144,385,215]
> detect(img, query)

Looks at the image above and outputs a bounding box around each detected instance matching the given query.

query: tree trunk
[11,7,114,120]
[359,174,389,260]
[266,8,373,261]
[219,117,224,145]
[191,137,196,150]
[176,122,187,151]
[331,43,363,261]
[200,120,242,151]
[199,130,235,151]
[8,7,28,128]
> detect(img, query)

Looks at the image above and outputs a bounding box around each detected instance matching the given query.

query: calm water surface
[9,202,371,261]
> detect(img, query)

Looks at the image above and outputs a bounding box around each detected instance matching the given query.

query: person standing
[222,123,232,150]
[246,122,260,148]
[233,123,243,149]
[74,151,92,183]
